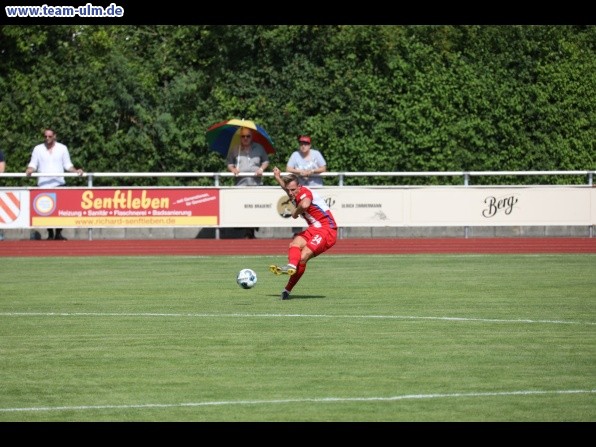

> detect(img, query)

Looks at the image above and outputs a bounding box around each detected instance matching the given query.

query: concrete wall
[1,225,593,241]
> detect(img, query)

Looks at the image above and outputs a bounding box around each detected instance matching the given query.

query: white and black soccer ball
[236,268,257,289]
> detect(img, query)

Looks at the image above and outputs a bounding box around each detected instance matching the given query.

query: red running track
[1,238,595,257]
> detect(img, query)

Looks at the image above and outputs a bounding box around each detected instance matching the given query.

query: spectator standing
[285,135,327,187]
[226,127,269,238]
[285,134,327,236]
[25,128,84,240]
[0,149,5,241]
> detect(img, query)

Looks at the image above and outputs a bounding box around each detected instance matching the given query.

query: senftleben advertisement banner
[29,188,219,228]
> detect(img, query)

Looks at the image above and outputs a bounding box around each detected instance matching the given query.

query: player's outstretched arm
[272,166,287,190]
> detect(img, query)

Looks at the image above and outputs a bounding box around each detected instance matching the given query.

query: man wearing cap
[285,135,327,188]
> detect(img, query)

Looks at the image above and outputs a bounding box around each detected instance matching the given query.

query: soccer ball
[236,268,257,289]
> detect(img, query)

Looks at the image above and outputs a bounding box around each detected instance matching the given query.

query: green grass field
[0,254,594,422]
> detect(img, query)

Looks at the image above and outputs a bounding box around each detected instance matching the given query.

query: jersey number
[311,234,323,246]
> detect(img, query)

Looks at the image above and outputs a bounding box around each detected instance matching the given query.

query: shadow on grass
[266,294,327,300]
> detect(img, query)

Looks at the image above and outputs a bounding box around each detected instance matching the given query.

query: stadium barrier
[1,171,594,240]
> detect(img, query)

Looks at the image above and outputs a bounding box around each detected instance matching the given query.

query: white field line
[26,254,590,260]
[1,312,594,325]
[1,389,594,413]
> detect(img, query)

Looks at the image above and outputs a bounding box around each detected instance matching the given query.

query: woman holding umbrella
[226,127,270,186]
[206,119,275,239]
[226,127,269,238]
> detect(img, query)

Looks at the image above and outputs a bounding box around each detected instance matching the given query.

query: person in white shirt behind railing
[285,134,327,236]
[285,134,326,187]
[25,128,84,240]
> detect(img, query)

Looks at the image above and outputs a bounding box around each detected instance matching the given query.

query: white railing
[1,170,594,186]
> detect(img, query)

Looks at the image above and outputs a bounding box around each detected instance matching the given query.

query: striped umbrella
[206,119,276,156]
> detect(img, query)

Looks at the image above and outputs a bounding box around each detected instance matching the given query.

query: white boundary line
[1,389,594,413]
[2,312,593,415]
[1,312,594,325]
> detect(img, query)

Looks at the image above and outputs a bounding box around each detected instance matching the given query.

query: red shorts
[297,227,337,257]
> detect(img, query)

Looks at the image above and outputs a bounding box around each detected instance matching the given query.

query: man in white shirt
[25,128,84,240]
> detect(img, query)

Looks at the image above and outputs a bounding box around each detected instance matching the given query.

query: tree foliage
[0,25,593,187]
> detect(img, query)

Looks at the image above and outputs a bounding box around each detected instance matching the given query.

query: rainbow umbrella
[206,119,276,156]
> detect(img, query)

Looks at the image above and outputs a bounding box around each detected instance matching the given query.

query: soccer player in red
[269,166,338,300]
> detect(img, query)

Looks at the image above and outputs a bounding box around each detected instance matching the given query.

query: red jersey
[293,186,337,230]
